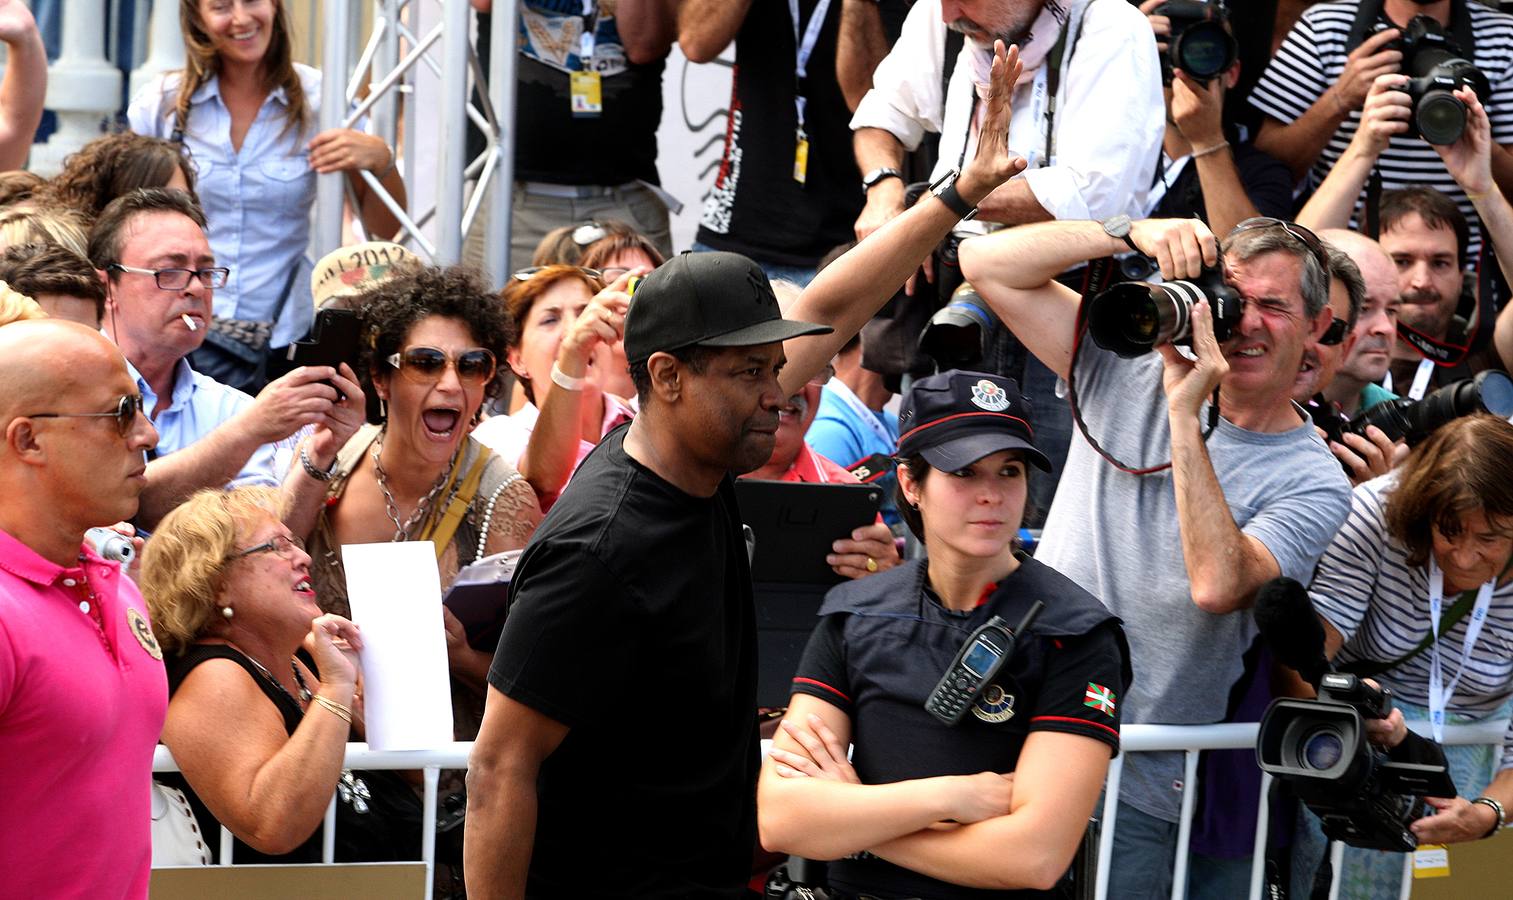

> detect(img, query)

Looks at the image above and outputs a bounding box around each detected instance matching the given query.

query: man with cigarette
[88,189,356,528]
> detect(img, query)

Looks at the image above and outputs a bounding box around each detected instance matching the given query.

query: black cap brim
[696,318,833,347]
[919,432,1052,473]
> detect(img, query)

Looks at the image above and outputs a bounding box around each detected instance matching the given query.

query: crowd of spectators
[4,1,1513,899]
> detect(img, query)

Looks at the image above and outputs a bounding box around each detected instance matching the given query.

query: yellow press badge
[793,133,810,185]
[1412,844,1450,878]
[570,71,602,118]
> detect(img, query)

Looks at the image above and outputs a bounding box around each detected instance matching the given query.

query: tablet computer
[735,480,884,585]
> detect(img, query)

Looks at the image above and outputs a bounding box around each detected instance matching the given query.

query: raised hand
[958,41,1029,205]
[1433,85,1494,197]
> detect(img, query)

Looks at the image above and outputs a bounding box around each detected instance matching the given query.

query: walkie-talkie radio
[925,600,1044,726]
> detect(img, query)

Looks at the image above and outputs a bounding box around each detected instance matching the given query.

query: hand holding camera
[1128,218,1219,281]
[1330,27,1403,114]
[1431,85,1495,199]
[1348,73,1412,159]
[556,268,639,382]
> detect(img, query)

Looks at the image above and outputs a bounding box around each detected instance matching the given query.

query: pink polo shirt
[0,528,168,899]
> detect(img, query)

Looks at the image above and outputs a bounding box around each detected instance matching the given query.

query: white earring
[221,606,234,620]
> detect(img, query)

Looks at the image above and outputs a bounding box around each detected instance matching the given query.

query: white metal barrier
[152,721,1507,900]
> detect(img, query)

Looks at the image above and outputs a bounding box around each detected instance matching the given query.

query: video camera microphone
[1254,577,1331,689]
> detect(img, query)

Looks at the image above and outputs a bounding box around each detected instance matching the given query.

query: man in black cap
[465,41,1030,899]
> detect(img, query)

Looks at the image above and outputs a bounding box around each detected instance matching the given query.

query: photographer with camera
[1297,78,1513,398]
[1292,413,1513,898]
[1137,0,1292,240]
[960,215,1351,897]
[1251,0,1513,256]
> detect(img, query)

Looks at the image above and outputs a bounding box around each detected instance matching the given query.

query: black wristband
[936,181,976,219]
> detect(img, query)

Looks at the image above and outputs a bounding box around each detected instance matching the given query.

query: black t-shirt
[791,557,1131,900]
[1148,141,1293,224]
[477,6,664,186]
[488,427,759,898]
[693,0,862,266]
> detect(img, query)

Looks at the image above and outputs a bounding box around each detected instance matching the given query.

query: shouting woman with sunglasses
[283,265,541,740]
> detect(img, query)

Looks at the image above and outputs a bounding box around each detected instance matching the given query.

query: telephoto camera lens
[1349,370,1513,444]
[1085,269,1242,358]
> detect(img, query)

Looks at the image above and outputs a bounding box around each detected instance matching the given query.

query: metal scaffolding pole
[482,0,518,285]
[315,0,353,257]
[434,0,471,264]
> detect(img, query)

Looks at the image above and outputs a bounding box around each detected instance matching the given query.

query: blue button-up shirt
[127,356,296,489]
[129,64,323,348]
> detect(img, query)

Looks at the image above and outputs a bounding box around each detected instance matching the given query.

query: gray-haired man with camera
[960,216,1352,897]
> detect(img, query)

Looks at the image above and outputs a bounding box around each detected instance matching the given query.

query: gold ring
[866,557,878,573]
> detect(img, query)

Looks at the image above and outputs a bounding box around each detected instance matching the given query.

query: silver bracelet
[550,362,586,391]
[300,445,336,482]
[1472,796,1505,838]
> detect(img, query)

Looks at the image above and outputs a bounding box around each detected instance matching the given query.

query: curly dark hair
[43,132,199,222]
[354,264,516,401]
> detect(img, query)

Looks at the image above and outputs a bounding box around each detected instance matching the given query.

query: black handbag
[188,264,301,396]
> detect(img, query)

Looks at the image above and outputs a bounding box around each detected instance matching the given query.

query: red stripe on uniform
[1032,715,1119,740]
[792,677,851,704]
[897,411,1036,444]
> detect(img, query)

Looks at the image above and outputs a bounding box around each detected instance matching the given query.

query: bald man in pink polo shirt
[0,319,166,899]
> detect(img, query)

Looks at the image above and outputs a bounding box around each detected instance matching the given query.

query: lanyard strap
[578,0,600,66]
[788,0,833,133]
[1426,560,1494,742]
[826,379,895,449]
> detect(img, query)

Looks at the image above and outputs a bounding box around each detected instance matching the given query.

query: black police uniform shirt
[694,0,863,267]
[489,426,759,898]
[792,555,1132,900]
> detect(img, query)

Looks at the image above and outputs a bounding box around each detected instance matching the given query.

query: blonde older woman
[141,486,393,863]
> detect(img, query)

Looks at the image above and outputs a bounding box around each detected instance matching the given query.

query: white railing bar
[467,50,500,135]
[1169,749,1200,900]
[342,22,444,130]
[322,795,337,863]
[1247,772,1273,900]
[1397,853,1413,900]
[422,767,441,900]
[1095,753,1123,900]
[219,826,233,865]
[1328,841,1344,900]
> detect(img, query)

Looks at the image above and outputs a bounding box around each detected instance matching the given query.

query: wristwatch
[1102,215,1141,254]
[929,168,977,220]
[861,167,903,192]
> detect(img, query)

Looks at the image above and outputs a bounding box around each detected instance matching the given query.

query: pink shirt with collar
[0,528,168,899]
[472,393,637,509]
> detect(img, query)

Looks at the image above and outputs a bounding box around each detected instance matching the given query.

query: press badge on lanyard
[789,0,831,184]
[570,19,602,117]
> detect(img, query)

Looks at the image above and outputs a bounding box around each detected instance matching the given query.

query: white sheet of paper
[341,541,454,750]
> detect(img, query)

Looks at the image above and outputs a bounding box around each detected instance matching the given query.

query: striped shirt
[1248,0,1513,256]
[1310,474,1513,770]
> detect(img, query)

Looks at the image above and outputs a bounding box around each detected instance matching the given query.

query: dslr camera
[1391,16,1491,145]
[1257,673,1455,852]
[1311,369,1513,448]
[918,283,997,371]
[1152,0,1237,85]
[1085,266,1243,357]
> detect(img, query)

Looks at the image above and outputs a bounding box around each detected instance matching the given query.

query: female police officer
[757,369,1132,898]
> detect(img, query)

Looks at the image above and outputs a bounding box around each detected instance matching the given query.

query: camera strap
[1338,585,1477,679]
[1345,0,1476,57]
[1425,561,1493,742]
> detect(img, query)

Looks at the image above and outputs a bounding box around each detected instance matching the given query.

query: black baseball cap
[623,251,832,364]
[897,370,1051,472]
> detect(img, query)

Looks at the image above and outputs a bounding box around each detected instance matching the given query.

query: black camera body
[1390,16,1491,145]
[1313,369,1513,448]
[918,283,997,372]
[1257,673,1456,852]
[1153,0,1237,85]
[1085,266,1242,358]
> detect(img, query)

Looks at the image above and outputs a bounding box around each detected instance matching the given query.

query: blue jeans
[1107,801,1178,900]
[690,240,816,288]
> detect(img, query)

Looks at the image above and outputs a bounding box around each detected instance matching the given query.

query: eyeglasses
[1317,317,1349,346]
[385,346,497,385]
[28,394,145,437]
[511,266,604,282]
[233,533,306,561]
[110,263,230,291]
[1231,218,1330,272]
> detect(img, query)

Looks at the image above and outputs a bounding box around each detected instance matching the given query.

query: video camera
[1152,0,1237,86]
[1084,265,1242,357]
[1309,369,1513,447]
[1391,16,1491,145]
[1253,578,1456,852]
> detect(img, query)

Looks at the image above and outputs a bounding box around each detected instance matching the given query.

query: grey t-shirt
[1036,348,1350,823]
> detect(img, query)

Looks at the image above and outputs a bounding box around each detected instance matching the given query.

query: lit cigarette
[181,314,198,331]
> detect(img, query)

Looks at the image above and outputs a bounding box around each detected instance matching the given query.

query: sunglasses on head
[511,266,603,282]
[385,346,497,385]
[1317,316,1349,346]
[28,393,145,436]
[1232,217,1330,271]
